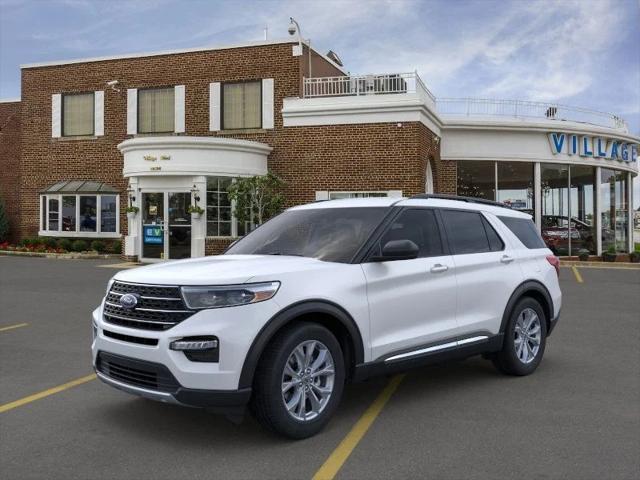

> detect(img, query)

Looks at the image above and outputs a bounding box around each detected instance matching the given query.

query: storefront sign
[143,226,163,245]
[548,133,638,163]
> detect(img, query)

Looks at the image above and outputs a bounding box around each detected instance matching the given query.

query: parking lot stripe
[571,266,584,283]
[0,323,29,333]
[312,374,406,480]
[0,374,96,414]
[97,262,140,269]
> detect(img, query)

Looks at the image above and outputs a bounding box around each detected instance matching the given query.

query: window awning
[41,180,119,194]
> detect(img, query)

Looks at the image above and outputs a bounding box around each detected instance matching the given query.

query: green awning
[41,180,119,194]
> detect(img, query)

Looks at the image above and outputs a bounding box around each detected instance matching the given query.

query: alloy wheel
[281,340,335,422]
[514,307,542,364]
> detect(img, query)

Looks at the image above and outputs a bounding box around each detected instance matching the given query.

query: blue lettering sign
[144,226,163,245]
[621,144,628,162]
[570,135,578,155]
[580,136,593,156]
[548,133,565,154]
[595,138,607,157]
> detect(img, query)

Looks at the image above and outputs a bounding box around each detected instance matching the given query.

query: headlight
[181,282,280,309]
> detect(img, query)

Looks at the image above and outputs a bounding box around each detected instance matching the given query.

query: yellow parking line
[0,323,28,333]
[97,262,140,269]
[571,266,584,283]
[312,374,406,480]
[0,374,96,414]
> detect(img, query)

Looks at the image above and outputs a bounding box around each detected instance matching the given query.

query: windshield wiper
[262,252,304,257]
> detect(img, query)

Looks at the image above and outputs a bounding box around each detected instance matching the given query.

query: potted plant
[603,245,617,262]
[577,249,590,262]
[125,206,139,221]
[630,246,640,264]
[187,205,204,219]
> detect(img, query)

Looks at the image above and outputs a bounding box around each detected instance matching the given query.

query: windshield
[225,207,389,263]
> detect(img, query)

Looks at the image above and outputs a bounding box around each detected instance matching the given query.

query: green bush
[91,240,106,253]
[19,237,37,247]
[58,238,73,252]
[71,239,88,252]
[40,237,58,249]
[110,240,122,254]
[0,196,9,242]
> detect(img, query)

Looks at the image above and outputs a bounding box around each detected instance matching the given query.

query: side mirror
[371,239,419,262]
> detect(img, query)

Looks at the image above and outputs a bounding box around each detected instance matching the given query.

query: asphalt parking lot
[1,256,639,480]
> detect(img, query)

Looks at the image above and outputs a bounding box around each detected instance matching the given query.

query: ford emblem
[119,293,139,310]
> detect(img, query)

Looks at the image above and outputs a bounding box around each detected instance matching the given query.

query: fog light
[170,339,218,351]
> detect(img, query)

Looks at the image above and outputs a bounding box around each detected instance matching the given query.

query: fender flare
[500,280,554,334]
[238,300,365,390]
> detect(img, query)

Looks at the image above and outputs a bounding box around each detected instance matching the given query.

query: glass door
[141,192,165,260]
[168,192,191,259]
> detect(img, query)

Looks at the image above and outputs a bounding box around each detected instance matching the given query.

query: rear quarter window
[498,216,546,249]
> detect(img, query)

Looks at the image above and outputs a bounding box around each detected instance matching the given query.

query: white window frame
[39,194,120,238]
[321,190,403,200]
[205,177,253,238]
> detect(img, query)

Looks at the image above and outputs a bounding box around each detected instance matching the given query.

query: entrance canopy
[41,180,119,194]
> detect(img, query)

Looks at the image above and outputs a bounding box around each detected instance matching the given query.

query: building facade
[0,39,638,260]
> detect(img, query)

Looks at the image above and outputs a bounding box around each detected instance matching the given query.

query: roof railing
[409,194,512,209]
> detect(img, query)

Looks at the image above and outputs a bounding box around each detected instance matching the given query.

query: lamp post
[288,17,312,83]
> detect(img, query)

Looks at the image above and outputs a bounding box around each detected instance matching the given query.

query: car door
[439,208,524,337]
[361,208,458,360]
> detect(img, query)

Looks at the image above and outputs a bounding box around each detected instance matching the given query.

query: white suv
[92,195,561,438]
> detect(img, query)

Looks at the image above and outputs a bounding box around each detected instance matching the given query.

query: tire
[492,297,547,376]
[250,322,345,439]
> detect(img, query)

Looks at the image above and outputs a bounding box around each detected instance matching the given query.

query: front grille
[103,281,194,331]
[96,351,179,393]
[103,329,159,346]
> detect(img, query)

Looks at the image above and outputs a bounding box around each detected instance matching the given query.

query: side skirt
[353,334,504,382]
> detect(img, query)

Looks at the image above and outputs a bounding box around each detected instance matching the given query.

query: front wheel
[250,322,345,439]
[492,298,547,376]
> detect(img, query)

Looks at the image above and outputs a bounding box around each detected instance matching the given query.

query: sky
[1,0,639,205]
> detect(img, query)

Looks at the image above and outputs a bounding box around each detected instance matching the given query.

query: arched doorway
[425,160,434,194]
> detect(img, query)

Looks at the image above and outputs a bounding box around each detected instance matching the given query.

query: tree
[227,173,285,228]
[0,195,9,242]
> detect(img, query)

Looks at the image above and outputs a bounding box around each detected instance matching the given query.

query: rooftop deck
[302,73,628,132]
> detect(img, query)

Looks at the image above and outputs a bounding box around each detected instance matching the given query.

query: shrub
[71,239,88,252]
[0,196,9,242]
[58,238,73,252]
[110,240,122,254]
[40,237,58,249]
[91,240,106,253]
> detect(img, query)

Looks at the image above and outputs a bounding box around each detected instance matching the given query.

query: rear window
[441,210,492,255]
[498,216,546,249]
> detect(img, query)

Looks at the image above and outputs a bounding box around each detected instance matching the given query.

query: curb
[560,260,640,269]
[0,250,120,260]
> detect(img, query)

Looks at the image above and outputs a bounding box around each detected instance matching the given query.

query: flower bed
[0,237,122,256]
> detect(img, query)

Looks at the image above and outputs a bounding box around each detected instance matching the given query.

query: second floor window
[223,81,261,130]
[63,92,94,136]
[138,87,174,133]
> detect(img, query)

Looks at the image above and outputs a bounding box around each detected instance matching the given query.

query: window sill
[205,236,239,240]
[39,231,121,239]
[216,129,267,135]
[54,136,98,142]
[132,132,182,137]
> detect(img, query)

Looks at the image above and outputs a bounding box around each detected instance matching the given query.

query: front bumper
[548,309,561,336]
[94,356,251,409]
[91,297,281,399]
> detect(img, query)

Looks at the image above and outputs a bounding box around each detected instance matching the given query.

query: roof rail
[409,194,512,209]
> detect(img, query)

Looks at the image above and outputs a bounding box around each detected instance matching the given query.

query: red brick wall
[0,101,21,242]
[15,41,444,256]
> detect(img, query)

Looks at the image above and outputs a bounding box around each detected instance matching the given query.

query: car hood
[113,254,334,286]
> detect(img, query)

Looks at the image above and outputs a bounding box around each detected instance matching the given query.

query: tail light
[546,255,560,277]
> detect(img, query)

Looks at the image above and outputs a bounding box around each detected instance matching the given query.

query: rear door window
[482,217,504,252]
[441,210,491,255]
[498,216,546,249]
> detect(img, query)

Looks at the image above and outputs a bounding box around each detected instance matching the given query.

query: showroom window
[601,169,629,253]
[39,181,120,237]
[222,81,261,130]
[138,87,175,133]
[62,92,94,136]
[497,162,534,213]
[457,161,496,200]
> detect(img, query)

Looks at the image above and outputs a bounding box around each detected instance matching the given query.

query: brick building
[0,38,638,260]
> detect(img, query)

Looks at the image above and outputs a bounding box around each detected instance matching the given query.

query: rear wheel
[492,298,547,376]
[250,322,345,439]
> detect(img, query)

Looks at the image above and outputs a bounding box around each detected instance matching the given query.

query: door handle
[500,255,515,264]
[430,264,449,273]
